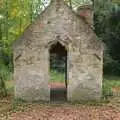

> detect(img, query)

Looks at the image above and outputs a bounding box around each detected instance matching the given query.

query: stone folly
[13,0,103,101]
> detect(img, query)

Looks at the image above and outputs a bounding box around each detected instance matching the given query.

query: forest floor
[0,83,120,120]
[0,76,120,120]
[0,96,120,120]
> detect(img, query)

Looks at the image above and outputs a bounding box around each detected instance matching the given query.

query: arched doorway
[49,41,67,101]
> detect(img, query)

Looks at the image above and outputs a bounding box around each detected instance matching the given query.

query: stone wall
[13,0,103,101]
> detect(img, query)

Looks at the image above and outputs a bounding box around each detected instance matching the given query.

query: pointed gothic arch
[49,41,68,101]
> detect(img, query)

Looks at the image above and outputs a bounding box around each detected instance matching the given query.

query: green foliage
[103,76,120,97]
[0,64,8,97]
[94,1,120,75]
[103,53,120,75]
[0,0,45,68]
[0,60,12,97]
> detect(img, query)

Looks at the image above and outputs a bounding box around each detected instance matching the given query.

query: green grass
[103,76,120,97]
[50,70,65,83]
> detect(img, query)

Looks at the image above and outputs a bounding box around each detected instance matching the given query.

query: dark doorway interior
[49,42,67,101]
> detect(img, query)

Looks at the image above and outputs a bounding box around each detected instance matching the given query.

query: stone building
[13,0,103,101]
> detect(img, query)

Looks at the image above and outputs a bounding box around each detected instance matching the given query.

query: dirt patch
[49,83,66,89]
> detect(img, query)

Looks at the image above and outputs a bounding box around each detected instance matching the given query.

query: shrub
[0,64,12,97]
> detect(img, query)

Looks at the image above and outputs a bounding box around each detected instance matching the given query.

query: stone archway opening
[49,41,68,101]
